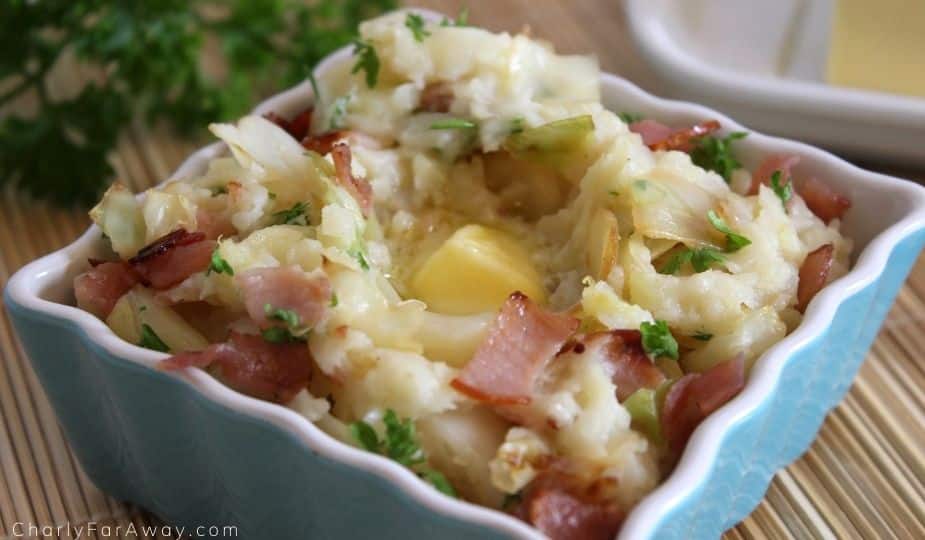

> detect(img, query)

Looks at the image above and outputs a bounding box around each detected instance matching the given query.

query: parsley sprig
[640,320,678,360]
[351,409,457,497]
[707,210,751,252]
[139,324,170,352]
[207,246,234,276]
[272,201,310,226]
[351,40,380,88]
[691,132,748,182]
[1,0,396,206]
[405,13,431,42]
[430,118,477,130]
[440,8,469,27]
[659,247,725,275]
[770,170,793,207]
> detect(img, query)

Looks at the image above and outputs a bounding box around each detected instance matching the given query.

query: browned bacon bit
[514,469,625,540]
[330,143,373,216]
[631,119,721,153]
[451,292,579,405]
[263,107,313,141]
[582,330,666,401]
[129,228,215,289]
[661,354,746,455]
[301,130,349,155]
[159,331,312,403]
[797,243,835,313]
[419,82,454,113]
[235,266,332,330]
[797,177,851,224]
[74,261,139,319]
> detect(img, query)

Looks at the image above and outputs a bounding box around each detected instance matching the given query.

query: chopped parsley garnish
[210,185,228,196]
[405,13,431,41]
[509,117,525,135]
[350,409,456,497]
[692,331,713,341]
[351,40,380,88]
[640,320,678,360]
[618,112,643,124]
[690,131,748,182]
[770,170,793,207]
[608,190,619,197]
[264,304,301,329]
[430,118,477,130]
[138,324,169,352]
[329,95,350,130]
[206,246,234,276]
[440,7,469,27]
[707,210,751,252]
[330,293,339,307]
[659,247,725,274]
[348,238,371,270]
[268,191,277,200]
[272,201,309,226]
[260,326,304,344]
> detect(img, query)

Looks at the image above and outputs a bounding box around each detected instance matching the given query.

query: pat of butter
[410,224,546,315]
[827,0,925,98]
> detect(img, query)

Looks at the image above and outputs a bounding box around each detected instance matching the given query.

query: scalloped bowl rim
[6,8,925,540]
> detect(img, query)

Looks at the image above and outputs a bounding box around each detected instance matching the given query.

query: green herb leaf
[260,326,304,344]
[419,469,456,497]
[707,210,751,252]
[264,304,301,328]
[692,331,713,341]
[405,13,431,42]
[690,132,748,182]
[640,320,678,360]
[689,247,725,272]
[351,40,380,88]
[440,8,469,27]
[329,95,350,130]
[210,185,228,196]
[618,112,643,124]
[770,170,793,207]
[659,250,693,275]
[139,324,169,353]
[509,117,525,135]
[330,293,339,307]
[272,201,309,226]
[207,246,234,276]
[350,420,381,452]
[430,118,477,130]
[383,409,425,466]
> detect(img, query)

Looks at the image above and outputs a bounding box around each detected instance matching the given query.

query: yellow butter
[410,224,546,315]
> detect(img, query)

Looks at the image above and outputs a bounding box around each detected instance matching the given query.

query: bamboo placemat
[1,1,923,538]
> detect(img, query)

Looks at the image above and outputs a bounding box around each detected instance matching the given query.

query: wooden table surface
[1,1,923,538]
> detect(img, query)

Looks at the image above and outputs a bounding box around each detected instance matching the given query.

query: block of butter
[827,0,925,98]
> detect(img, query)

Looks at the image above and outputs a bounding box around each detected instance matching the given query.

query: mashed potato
[81,12,851,538]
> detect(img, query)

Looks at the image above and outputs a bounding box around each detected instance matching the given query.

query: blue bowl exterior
[5,230,924,539]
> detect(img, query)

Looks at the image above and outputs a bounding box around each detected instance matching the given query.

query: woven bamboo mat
[1,1,923,538]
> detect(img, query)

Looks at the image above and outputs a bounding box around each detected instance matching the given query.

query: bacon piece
[330,143,373,217]
[451,292,579,405]
[74,261,139,319]
[263,107,313,141]
[583,330,666,401]
[129,229,215,290]
[419,82,454,113]
[235,266,332,330]
[748,153,800,195]
[797,243,835,313]
[661,354,746,454]
[160,331,312,403]
[301,130,349,155]
[630,119,721,152]
[797,176,851,224]
[515,469,625,540]
[196,208,236,240]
